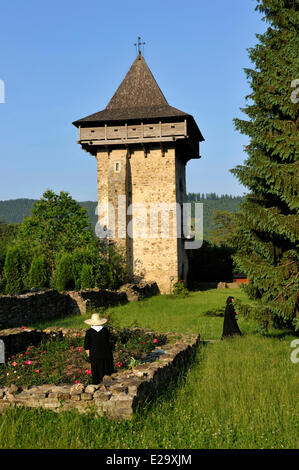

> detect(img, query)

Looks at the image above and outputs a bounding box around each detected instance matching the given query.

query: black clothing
[84,327,114,384]
[221,296,242,339]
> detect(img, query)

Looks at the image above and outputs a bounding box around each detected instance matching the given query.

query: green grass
[0,288,298,449]
[28,288,258,340]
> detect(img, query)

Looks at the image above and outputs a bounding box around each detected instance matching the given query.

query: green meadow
[0,288,298,449]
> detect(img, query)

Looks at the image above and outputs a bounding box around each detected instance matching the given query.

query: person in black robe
[221,296,242,339]
[84,313,114,384]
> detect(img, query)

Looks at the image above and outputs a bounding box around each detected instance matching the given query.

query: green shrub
[55,253,75,292]
[172,280,189,297]
[28,255,49,289]
[4,245,24,294]
[80,264,95,289]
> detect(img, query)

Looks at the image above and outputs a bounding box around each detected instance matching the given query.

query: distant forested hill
[0,194,244,239]
[187,193,245,239]
[0,199,98,231]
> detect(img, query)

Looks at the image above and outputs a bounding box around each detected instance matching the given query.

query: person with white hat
[84,313,114,384]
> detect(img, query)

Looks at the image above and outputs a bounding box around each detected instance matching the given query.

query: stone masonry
[0,329,200,420]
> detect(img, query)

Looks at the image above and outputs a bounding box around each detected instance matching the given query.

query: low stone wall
[0,328,51,361]
[0,283,159,328]
[67,289,127,314]
[0,331,200,420]
[118,282,160,302]
[0,290,74,330]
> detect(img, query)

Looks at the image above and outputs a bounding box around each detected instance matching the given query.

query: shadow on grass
[132,344,203,421]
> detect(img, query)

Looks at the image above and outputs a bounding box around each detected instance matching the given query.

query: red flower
[78,348,82,353]
[27,347,31,351]
[24,360,32,365]
[25,351,28,355]
[117,362,123,368]
[153,338,158,343]
[85,369,91,375]
[35,369,40,373]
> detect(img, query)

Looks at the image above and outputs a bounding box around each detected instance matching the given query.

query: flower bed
[0,325,167,388]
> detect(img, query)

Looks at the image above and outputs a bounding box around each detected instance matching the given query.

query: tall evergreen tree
[231,0,299,327]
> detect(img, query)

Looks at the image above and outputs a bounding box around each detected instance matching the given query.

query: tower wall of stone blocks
[96,145,188,294]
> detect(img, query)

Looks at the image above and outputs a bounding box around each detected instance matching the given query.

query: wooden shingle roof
[73,53,202,140]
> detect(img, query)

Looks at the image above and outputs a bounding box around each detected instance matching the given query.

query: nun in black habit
[221,296,242,339]
[84,313,114,384]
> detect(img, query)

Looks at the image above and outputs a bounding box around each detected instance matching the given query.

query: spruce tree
[231,0,299,327]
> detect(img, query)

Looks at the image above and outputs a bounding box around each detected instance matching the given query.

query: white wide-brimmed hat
[84,313,108,326]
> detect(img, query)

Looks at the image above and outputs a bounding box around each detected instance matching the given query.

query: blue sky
[0,0,267,201]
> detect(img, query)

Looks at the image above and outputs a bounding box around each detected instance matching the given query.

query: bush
[3,246,24,294]
[80,264,95,289]
[172,280,189,297]
[28,255,49,289]
[55,253,75,292]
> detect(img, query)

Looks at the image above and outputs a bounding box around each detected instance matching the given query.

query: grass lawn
[0,288,298,449]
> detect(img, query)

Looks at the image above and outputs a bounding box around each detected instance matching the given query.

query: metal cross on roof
[134,36,146,55]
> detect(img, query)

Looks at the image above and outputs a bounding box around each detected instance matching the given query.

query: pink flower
[153,338,158,343]
[27,347,31,351]
[117,362,123,368]
[78,348,82,353]
[75,380,79,384]
[12,361,17,367]
[35,369,40,373]
[85,369,91,375]
[24,360,32,365]
[22,326,27,329]
[71,346,74,350]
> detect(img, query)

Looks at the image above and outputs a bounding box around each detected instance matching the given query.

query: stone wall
[0,290,74,329]
[0,330,200,420]
[118,281,159,302]
[67,289,127,314]
[0,283,159,328]
[0,327,50,361]
[97,146,189,295]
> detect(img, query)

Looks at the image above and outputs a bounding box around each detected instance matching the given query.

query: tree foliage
[3,246,24,294]
[209,210,238,247]
[18,190,93,269]
[28,255,50,289]
[231,0,299,327]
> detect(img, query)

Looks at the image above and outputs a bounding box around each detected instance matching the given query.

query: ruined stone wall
[0,290,74,330]
[0,284,159,329]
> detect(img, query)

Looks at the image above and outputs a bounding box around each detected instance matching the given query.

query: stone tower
[73,52,204,293]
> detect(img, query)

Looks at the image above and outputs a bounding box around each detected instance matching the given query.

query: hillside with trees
[0,194,244,240]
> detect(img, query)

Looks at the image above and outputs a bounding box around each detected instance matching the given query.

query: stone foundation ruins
[0,327,200,419]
